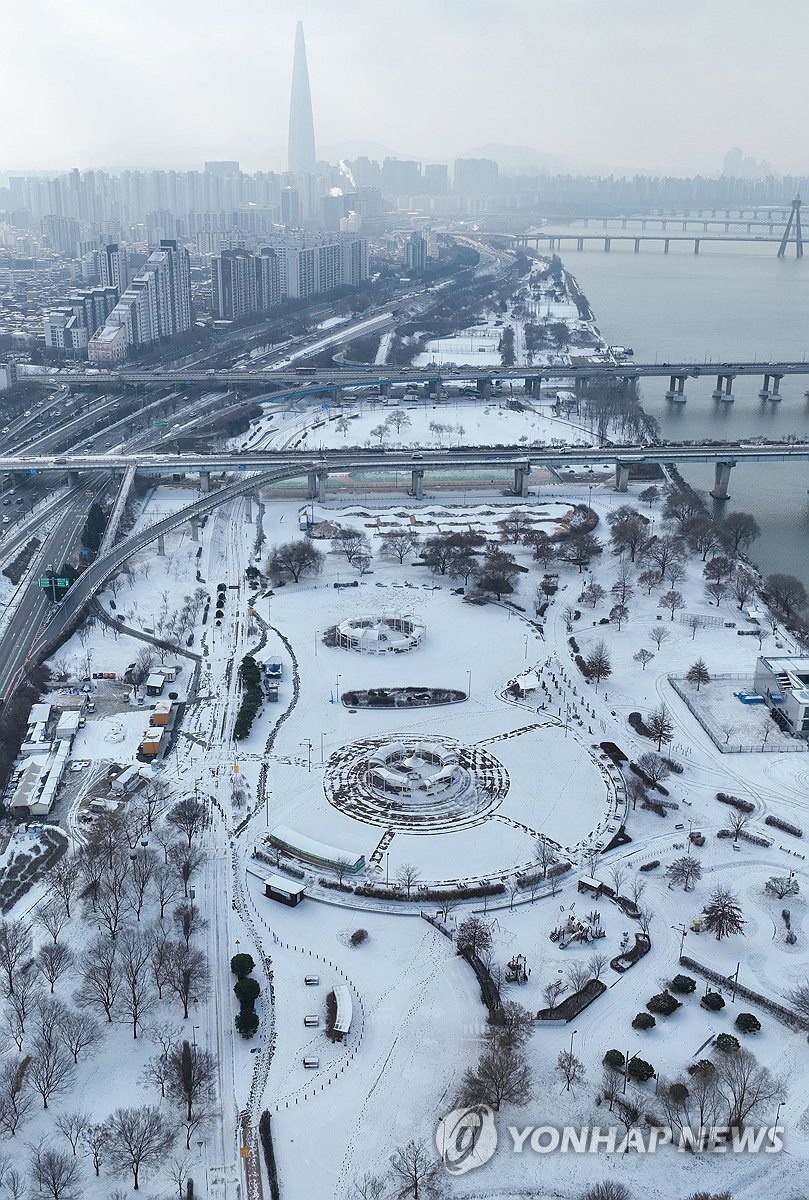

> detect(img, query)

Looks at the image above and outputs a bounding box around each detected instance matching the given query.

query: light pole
[567,1027,578,1089]
[335,674,341,704]
[300,740,312,772]
[466,670,472,699]
[672,923,687,959]
[320,732,325,764]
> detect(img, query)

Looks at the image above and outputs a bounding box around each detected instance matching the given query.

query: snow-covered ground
[23,473,808,1200]
[5,260,808,1200]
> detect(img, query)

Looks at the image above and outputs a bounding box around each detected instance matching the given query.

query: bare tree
[165,944,208,1020]
[395,863,420,899]
[3,1168,26,1200]
[607,863,627,896]
[489,1001,535,1050]
[0,1056,34,1136]
[35,943,74,994]
[117,928,157,1039]
[556,1049,586,1093]
[173,901,208,951]
[646,705,674,751]
[57,1008,103,1064]
[456,916,493,959]
[167,1154,194,1200]
[587,951,609,981]
[388,1140,443,1200]
[380,530,420,564]
[5,967,43,1040]
[542,979,566,1014]
[581,582,606,609]
[534,836,556,881]
[128,848,159,922]
[636,751,670,784]
[566,962,590,994]
[74,934,121,1023]
[585,640,612,690]
[29,1036,75,1109]
[714,1048,785,1129]
[96,855,130,940]
[659,589,685,620]
[81,1124,108,1178]
[459,1041,532,1111]
[728,811,750,842]
[45,858,81,919]
[151,860,182,920]
[54,1111,89,1157]
[34,900,69,946]
[167,843,206,899]
[764,875,799,900]
[348,1172,388,1200]
[166,797,206,848]
[104,1105,176,1191]
[0,919,32,996]
[633,648,654,671]
[166,1040,216,1124]
[649,626,670,650]
[666,856,703,892]
[785,978,809,1021]
[28,1145,82,1200]
[142,780,171,833]
[600,1070,621,1113]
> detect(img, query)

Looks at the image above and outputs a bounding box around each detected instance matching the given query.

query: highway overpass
[2,442,808,500]
[19,360,809,391]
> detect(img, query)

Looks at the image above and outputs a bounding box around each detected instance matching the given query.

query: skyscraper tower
[288,21,316,175]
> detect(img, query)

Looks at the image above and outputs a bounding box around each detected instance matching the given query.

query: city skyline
[1,0,808,177]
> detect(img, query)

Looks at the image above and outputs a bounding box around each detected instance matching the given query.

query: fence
[668,675,806,754]
[680,953,809,1033]
[420,911,502,1015]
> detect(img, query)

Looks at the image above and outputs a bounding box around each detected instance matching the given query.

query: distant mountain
[459,143,567,173]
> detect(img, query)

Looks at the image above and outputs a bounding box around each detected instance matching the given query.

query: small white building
[754,655,809,738]
[145,673,165,697]
[56,710,81,741]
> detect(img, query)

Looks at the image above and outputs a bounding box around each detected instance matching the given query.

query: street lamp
[300,740,312,772]
[672,923,688,959]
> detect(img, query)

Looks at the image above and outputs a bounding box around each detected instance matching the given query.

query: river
[555,235,809,587]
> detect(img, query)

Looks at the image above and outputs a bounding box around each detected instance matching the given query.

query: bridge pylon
[777,195,803,258]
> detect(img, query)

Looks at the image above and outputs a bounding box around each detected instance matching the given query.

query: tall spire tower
[288,21,316,175]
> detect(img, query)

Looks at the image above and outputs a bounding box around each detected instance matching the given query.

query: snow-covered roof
[264,873,306,898]
[269,824,363,868]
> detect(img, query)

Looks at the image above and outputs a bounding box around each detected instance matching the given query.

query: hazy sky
[2,0,807,175]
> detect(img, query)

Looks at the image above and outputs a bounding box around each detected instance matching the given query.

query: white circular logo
[436,1105,498,1175]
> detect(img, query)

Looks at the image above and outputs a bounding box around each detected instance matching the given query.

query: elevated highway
[18,360,809,397]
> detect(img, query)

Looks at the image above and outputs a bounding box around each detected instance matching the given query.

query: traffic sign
[37,578,50,588]
[57,578,70,588]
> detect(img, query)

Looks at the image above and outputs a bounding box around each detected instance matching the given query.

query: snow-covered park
[2,260,809,1200]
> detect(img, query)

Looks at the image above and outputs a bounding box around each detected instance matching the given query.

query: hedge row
[716,791,755,813]
[258,1111,281,1200]
[234,655,262,741]
[537,978,606,1022]
[765,815,803,838]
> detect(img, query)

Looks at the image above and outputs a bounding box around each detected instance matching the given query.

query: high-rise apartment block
[211,236,367,317]
[98,243,130,293]
[405,232,427,271]
[88,239,191,362]
[454,158,499,194]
